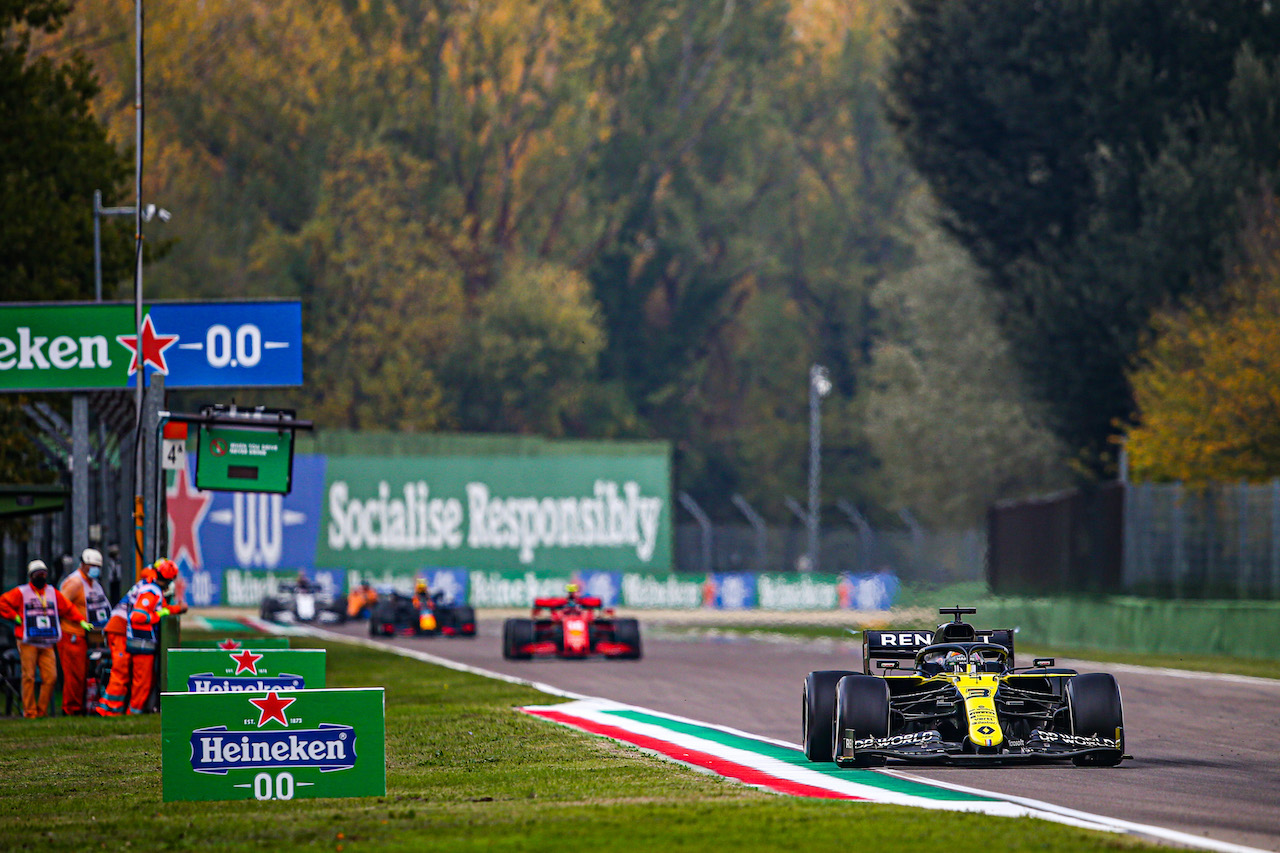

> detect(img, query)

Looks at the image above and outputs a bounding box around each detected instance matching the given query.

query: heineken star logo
[249,691,296,727]
[230,649,263,675]
[116,314,179,376]
[217,639,243,650]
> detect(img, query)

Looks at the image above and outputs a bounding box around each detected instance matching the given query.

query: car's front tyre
[802,670,858,762]
[1067,672,1124,766]
[611,618,642,659]
[832,675,890,767]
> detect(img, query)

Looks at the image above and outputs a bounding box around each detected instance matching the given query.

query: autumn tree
[274,144,466,432]
[51,0,981,520]
[1127,193,1280,483]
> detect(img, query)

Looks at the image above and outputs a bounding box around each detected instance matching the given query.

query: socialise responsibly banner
[167,451,675,606]
[165,446,897,610]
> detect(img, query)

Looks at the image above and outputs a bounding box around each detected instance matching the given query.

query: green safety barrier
[975,597,1280,661]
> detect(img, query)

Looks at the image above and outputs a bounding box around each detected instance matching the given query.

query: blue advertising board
[169,454,326,607]
[145,301,302,388]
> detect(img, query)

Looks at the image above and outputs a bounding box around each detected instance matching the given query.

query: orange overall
[57,570,109,715]
[95,579,150,717]
[0,584,84,718]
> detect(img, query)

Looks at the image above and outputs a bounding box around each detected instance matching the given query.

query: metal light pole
[133,0,146,579]
[807,364,831,573]
[94,192,169,302]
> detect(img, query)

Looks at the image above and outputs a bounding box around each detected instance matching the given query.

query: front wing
[837,728,1124,764]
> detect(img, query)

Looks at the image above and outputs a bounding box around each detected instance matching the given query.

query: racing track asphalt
[323,615,1280,852]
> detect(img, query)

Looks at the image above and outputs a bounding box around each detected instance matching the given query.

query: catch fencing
[1124,480,1280,599]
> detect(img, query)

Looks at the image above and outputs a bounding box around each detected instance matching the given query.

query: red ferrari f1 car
[502,586,642,660]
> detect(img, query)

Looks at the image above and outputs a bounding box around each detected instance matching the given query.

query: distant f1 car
[368,590,476,638]
[259,581,347,625]
[502,589,641,660]
[802,606,1126,767]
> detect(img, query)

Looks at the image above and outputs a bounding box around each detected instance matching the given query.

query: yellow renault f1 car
[802,607,1126,767]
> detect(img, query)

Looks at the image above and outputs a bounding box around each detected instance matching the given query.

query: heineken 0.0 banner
[161,688,385,802]
[0,301,302,391]
[183,637,292,650]
[166,649,326,693]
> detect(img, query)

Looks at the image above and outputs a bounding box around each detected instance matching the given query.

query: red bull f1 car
[802,607,1127,767]
[502,592,642,660]
[368,591,476,638]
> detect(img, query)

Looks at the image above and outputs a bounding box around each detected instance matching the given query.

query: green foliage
[445,259,614,436]
[0,0,131,302]
[886,0,1280,472]
[864,200,1069,526]
[278,144,465,432]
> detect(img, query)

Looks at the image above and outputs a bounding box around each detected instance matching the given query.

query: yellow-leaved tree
[1126,193,1280,483]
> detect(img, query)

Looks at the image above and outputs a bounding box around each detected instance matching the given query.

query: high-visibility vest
[20,584,61,647]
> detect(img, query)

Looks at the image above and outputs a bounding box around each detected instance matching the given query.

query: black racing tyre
[503,618,535,660]
[452,606,477,637]
[832,675,890,768]
[259,601,279,622]
[610,618,642,660]
[802,670,858,762]
[1067,672,1124,767]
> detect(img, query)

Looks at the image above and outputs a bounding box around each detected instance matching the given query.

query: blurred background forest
[12,0,1280,532]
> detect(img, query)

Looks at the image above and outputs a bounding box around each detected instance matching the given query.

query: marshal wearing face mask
[57,548,112,715]
[0,559,90,718]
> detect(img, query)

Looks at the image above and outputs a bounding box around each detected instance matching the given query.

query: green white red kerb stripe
[519,698,1270,853]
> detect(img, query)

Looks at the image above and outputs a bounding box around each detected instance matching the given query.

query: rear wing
[862,628,1016,674]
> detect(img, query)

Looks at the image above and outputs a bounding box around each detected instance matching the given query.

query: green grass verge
[0,630,1163,852]
[656,622,1280,680]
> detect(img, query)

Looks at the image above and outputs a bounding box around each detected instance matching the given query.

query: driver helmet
[565,582,579,598]
[943,650,968,672]
[415,579,428,593]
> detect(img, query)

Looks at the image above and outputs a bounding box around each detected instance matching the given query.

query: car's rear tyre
[802,670,858,762]
[832,675,890,768]
[503,618,535,660]
[451,606,477,637]
[611,618,642,659]
[1067,673,1124,766]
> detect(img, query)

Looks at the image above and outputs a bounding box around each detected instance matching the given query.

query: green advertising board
[0,304,134,390]
[318,453,671,572]
[161,688,385,802]
[196,424,295,494]
[166,649,326,693]
[183,637,292,650]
